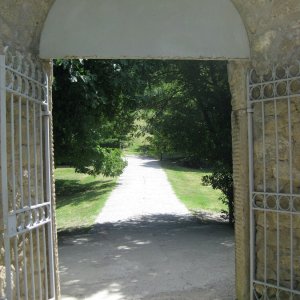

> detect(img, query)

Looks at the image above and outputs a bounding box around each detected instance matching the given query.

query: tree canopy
[136,61,234,222]
[53,59,234,222]
[53,59,151,176]
[140,61,232,165]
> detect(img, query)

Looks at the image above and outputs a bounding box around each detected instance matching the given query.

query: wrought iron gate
[248,62,300,299]
[0,49,55,299]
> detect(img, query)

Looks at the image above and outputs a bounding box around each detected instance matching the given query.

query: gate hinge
[7,214,17,237]
[42,110,52,117]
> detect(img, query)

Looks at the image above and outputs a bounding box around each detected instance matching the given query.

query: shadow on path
[59,214,235,300]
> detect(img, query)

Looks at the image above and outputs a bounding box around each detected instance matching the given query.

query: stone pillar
[0,49,5,298]
[228,60,250,300]
[43,60,61,299]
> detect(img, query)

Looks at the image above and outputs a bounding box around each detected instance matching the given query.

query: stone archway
[0,1,300,299]
[38,1,251,298]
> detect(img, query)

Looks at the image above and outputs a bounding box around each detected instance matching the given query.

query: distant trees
[141,61,231,163]
[53,59,147,176]
[139,61,234,223]
[53,59,234,222]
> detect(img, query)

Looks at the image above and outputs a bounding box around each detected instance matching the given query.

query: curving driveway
[59,156,235,300]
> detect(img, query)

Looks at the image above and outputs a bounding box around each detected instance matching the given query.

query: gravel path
[96,156,190,224]
[59,156,235,300]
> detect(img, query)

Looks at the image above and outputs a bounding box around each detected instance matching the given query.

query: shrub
[202,162,234,225]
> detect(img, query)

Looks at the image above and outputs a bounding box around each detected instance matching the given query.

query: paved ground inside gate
[59,156,235,300]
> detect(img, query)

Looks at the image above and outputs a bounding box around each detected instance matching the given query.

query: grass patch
[161,161,226,213]
[123,118,153,156]
[55,167,117,231]
[124,134,151,156]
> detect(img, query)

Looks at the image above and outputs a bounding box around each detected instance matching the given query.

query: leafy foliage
[53,59,151,176]
[202,163,234,224]
[142,61,232,163]
[53,59,234,222]
[139,61,234,223]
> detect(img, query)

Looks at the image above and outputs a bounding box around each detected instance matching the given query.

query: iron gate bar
[247,70,255,300]
[0,49,55,300]
[248,63,300,299]
[11,91,20,299]
[0,54,11,300]
[287,84,294,293]
[43,92,56,300]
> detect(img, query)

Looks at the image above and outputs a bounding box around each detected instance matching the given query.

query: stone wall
[0,0,54,55]
[0,1,299,300]
[250,65,300,297]
[1,0,299,65]
[232,0,300,69]
[227,61,250,300]
[229,1,300,297]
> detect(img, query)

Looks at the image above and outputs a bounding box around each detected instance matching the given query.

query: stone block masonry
[0,1,300,299]
[250,63,300,298]
[228,60,250,300]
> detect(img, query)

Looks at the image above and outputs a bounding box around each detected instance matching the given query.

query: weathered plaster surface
[0,0,299,65]
[0,0,54,55]
[232,0,300,68]
[39,0,250,59]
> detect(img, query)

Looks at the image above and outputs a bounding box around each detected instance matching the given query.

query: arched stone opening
[39,0,250,60]
[1,1,300,299]
[0,1,250,299]
[37,2,251,298]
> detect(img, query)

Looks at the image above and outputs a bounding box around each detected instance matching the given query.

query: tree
[53,59,234,222]
[53,59,150,176]
[141,61,234,223]
[202,163,234,224]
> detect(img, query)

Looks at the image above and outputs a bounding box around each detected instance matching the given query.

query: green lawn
[161,161,226,213]
[55,162,225,231]
[124,133,151,156]
[123,118,153,156]
[55,167,117,231]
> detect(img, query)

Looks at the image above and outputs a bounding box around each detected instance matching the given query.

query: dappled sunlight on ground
[59,215,235,300]
[59,156,235,299]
